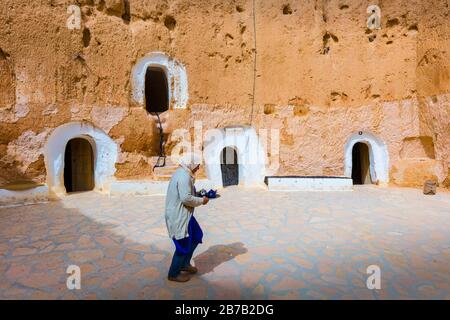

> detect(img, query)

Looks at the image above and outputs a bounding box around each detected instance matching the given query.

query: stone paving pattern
[0,186,449,299]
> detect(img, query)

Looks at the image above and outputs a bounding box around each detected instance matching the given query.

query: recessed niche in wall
[400,136,435,159]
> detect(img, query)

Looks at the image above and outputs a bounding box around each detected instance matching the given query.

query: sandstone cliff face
[415,1,450,187]
[0,0,449,188]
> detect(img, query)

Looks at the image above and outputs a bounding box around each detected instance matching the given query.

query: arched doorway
[344,132,389,185]
[203,127,266,188]
[145,66,169,113]
[351,142,372,185]
[131,52,189,109]
[44,122,117,195]
[221,147,239,187]
[64,138,94,193]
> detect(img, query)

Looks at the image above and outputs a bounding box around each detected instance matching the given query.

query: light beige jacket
[164,166,204,240]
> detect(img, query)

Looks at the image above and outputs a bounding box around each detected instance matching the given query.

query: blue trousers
[168,242,198,278]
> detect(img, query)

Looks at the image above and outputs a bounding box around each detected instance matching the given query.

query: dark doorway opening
[221,147,239,187]
[64,138,95,193]
[351,142,372,185]
[145,67,169,113]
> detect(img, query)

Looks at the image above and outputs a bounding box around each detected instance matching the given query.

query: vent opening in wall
[64,138,95,193]
[145,67,169,113]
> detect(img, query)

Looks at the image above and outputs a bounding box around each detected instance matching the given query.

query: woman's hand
[202,196,209,205]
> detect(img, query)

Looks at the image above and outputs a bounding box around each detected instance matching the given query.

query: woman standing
[165,153,209,282]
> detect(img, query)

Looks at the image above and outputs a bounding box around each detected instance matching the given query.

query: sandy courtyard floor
[0,186,449,300]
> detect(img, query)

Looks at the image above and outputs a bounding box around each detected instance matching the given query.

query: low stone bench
[265,176,353,191]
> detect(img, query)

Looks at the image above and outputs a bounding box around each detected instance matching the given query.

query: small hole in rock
[0,48,7,59]
[96,0,105,11]
[264,104,275,115]
[164,15,176,31]
[82,28,91,47]
[122,0,131,23]
[386,18,399,28]
[282,4,293,15]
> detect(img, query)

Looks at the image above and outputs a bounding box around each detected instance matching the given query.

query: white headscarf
[179,152,202,176]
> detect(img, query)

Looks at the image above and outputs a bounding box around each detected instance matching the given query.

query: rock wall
[415,0,450,187]
[0,0,449,188]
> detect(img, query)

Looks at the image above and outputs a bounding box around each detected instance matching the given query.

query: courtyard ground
[0,186,449,300]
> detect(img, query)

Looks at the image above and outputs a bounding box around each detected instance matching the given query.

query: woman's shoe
[168,273,190,282]
[181,265,198,274]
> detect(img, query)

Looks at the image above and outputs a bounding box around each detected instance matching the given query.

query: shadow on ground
[194,242,248,275]
[0,196,248,299]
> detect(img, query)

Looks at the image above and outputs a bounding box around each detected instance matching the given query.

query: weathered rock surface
[0,0,449,188]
